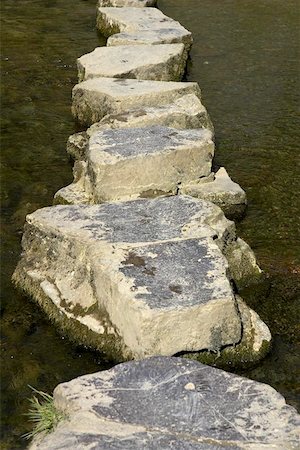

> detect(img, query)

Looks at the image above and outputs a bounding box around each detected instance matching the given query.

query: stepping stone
[98,0,156,6]
[181,167,247,220]
[97,7,192,53]
[60,126,214,203]
[30,356,300,450]
[13,196,266,360]
[67,94,213,160]
[108,29,193,51]
[72,77,201,126]
[77,44,186,82]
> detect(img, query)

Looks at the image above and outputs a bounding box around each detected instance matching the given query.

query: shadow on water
[1,0,299,447]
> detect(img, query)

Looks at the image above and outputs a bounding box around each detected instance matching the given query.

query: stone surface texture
[77,44,186,82]
[98,0,156,6]
[66,94,213,160]
[97,7,192,52]
[181,167,247,219]
[13,196,265,360]
[29,357,300,450]
[107,29,192,49]
[63,126,214,203]
[72,77,201,126]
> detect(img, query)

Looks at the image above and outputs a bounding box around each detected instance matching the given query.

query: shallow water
[1,0,299,447]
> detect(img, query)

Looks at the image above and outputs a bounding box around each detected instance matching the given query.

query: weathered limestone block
[29,357,300,450]
[181,167,247,220]
[67,94,213,160]
[77,44,186,83]
[97,7,192,52]
[98,0,156,7]
[13,196,264,360]
[60,126,214,203]
[72,77,201,126]
[108,29,192,49]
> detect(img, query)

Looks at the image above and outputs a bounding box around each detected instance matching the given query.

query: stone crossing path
[17,2,300,448]
[15,0,265,364]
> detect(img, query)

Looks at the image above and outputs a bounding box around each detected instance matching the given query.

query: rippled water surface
[1,0,299,447]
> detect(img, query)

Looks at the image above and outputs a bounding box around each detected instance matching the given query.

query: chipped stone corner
[180,167,247,221]
[183,296,271,370]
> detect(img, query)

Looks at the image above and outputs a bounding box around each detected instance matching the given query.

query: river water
[1,0,299,447]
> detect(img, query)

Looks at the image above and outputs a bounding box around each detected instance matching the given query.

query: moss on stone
[183,336,271,372]
[12,265,133,364]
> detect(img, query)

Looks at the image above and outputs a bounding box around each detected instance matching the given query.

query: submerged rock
[13,196,266,361]
[58,126,214,203]
[77,44,186,82]
[97,7,192,53]
[72,77,201,127]
[29,357,300,450]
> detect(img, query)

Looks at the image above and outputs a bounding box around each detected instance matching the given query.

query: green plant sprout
[23,386,66,440]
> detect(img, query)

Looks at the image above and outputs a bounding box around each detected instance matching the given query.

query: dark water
[1,0,299,447]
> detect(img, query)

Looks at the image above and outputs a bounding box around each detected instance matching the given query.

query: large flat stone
[62,126,214,203]
[67,94,213,160]
[97,7,192,53]
[72,77,201,126]
[98,0,156,6]
[77,44,186,82]
[29,357,300,450]
[14,196,247,360]
[107,29,192,49]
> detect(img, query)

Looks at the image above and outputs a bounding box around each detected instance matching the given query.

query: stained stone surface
[181,167,247,220]
[72,77,201,126]
[29,357,300,450]
[97,7,192,53]
[64,126,214,203]
[67,94,213,160]
[13,196,251,359]
[98,0,156,6]
[77,44,186,82]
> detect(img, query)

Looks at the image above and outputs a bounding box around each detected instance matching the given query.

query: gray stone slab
[107,29,192,50]
[97,7,192,54]
[181,167,247,220]
[67,126,214,203]
[72,77,201,126]
[98,0,156,6]
[77,44,186,82]
[13,196,246,359]
[29,357,300,450]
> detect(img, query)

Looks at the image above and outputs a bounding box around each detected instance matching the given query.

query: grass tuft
[23,386,66,440]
